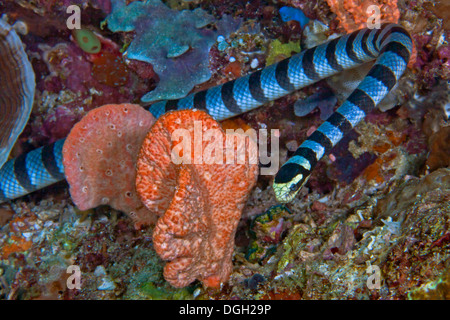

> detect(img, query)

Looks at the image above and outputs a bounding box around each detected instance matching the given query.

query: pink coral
[136,109,258,288]
[62,104,157,226]
[30,39,149,144]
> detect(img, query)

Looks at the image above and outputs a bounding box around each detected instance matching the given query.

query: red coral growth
[420,108,450,173]
[91,51,129,87]
[136,109,258,288]
[326,0,400,32]
[413,33,450,87]
[84,33,131,87]
[425,126,450,172]
[62,104,157,226]
[423,1,450,30]
[126,59,158,80]
[261,289,302,300]
[1,235,33,259]
[223,61,242,78]
[31,40,149,145]
[221,118,253,132]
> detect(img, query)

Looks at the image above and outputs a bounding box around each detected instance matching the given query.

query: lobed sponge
[136,109,258,288]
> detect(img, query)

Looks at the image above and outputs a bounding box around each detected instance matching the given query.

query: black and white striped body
[273,24,412,202]
[0,23,412,204]
[148,24,410,121]
[147,23,412,202]
[0,139,65,202]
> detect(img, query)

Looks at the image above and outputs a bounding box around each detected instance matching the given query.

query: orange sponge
[136,109,258,288]
[62,104,157,226]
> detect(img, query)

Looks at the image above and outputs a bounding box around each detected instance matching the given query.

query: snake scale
[0,23,412,204]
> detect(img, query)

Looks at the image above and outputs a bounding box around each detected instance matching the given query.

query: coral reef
[136,110,258,288]
[62,104,156,226]
[91,51,129,87]
[413,31,450,89]
[28,37,148,145]
[246,205,293,263]
[211,168,449,300]
[325,0,400,32]
[0,18,35,167]
[265,38,301,66]
[424,125,450,172]
[408,268,450,300]
[0,0,449,301]
[423,1,450,29]
[106,0,241,102]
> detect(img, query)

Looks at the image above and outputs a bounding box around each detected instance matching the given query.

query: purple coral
[29,40,147,144]
[413,33,450,88]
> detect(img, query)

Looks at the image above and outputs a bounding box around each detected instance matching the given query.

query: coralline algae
[106,0,241,102]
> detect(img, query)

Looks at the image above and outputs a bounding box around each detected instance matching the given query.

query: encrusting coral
[136,109,258,288]
[325,0,400,32]
[62,104,157,225]
[31,32,148,144]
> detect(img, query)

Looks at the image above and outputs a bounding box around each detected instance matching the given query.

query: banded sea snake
[0,23,412,204]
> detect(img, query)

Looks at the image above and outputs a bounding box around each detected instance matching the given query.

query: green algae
[72,29,101,54]
[246,205,292,263]
[266,39,301,66]
[408,270,450,300]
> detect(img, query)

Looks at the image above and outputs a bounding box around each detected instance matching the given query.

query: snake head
[273,162,310,203]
